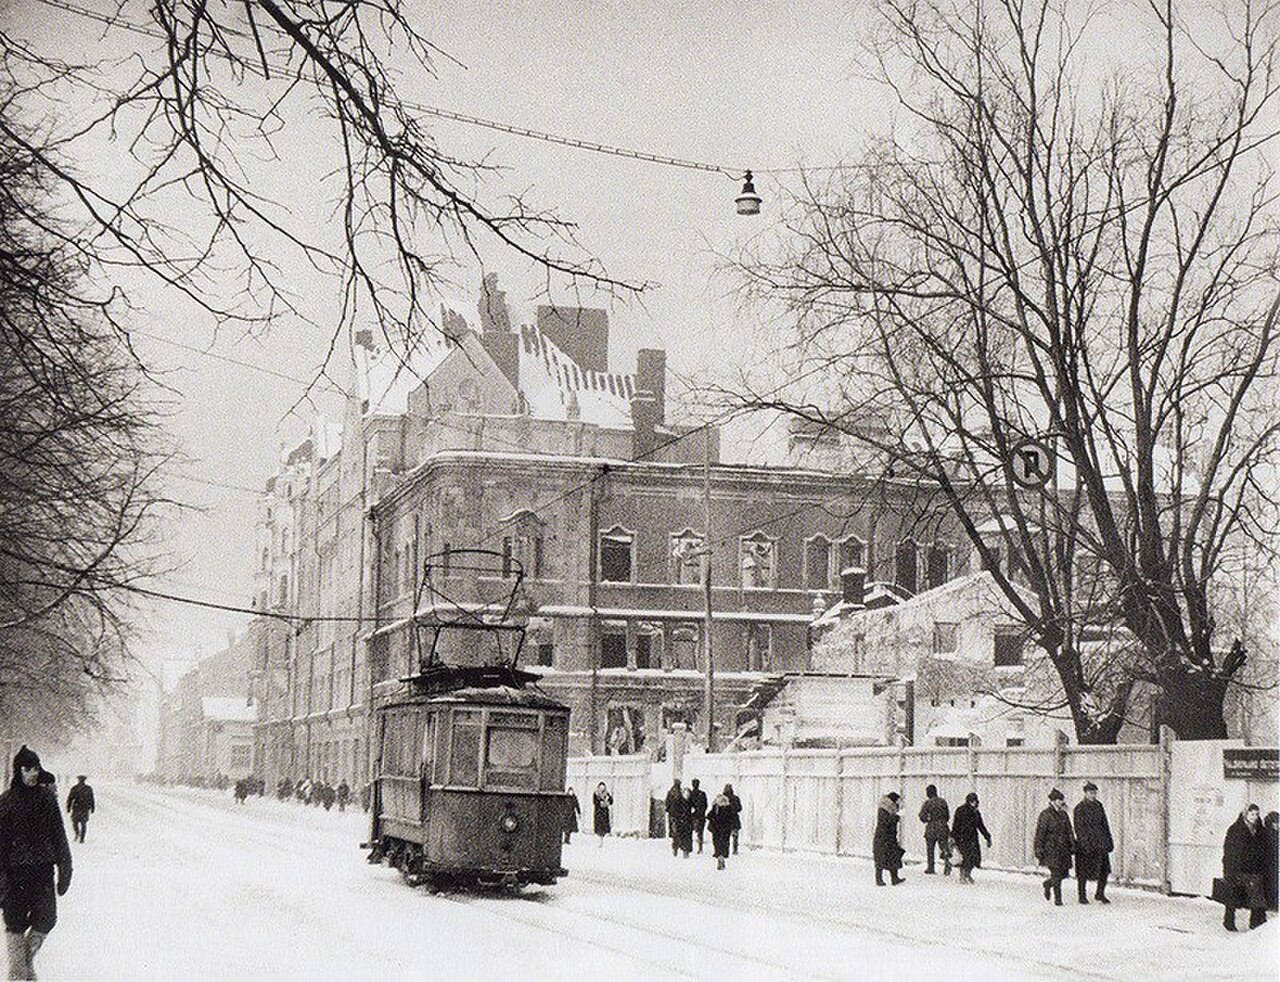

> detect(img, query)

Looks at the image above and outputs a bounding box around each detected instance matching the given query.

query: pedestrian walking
[1264,811,1279,912]
[950,792,991,884]
[919,784,951,875]
[65,777,94,844]
[1221,803,1269,931]
[336,780,350,813]
[1073,781,1114,904]
[873,792,906,886]
[563,787,580,845]
[1034,788,1074,906]
[664,780,691,858]
[592,782,613,847]
[0,746,73,981]
[724,784,743,854]
[707,791,738,870]
[688,779,708,854]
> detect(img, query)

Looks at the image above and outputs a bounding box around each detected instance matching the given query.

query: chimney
[636,348,666,424]
[630,392,658,458]
[840,566,866,607]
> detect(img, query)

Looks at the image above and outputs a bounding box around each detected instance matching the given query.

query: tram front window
[485,719,538,789]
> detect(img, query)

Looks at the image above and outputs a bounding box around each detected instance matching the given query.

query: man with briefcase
[1218,803,1269,931]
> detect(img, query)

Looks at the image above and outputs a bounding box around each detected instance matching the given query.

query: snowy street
[26,782,1276,981]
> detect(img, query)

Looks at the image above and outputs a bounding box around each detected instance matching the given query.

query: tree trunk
[1157,673,1231,740]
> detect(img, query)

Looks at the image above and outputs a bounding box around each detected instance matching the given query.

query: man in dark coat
[65,777,95,844]
[1264,811,1279,912]
[919,784,951,875]
[725,785,743,854]
[664,780,691,858]
[1222,803,1269,931]
[873,792,905,886]
[336,780,350,813]
[0,746,72,980]
[707,791,738,870]
[1034,788,1074,906]
[950,792,991,884]
[688,779,708,854]
[1073,781,1114,904]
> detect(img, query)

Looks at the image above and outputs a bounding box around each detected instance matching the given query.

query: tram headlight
[501,813,519,833]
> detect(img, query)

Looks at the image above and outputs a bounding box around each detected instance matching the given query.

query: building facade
[242,278,970,789]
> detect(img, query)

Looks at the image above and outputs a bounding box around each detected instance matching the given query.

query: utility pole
[703,426,715,753]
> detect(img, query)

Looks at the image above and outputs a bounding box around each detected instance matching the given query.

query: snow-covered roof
[517,324,634,427]
[354,338,453,417]
[201,697,258,723]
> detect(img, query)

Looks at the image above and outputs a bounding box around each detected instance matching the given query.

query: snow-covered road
[31,783,1278,981]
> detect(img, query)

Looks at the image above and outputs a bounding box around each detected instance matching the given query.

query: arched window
[839,535,865,574]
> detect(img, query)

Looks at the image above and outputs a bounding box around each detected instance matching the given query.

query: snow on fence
[567,753,651,836]
[570,744,1167,885]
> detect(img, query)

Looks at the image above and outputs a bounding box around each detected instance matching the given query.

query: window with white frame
[739,531,775,589]
[599,528,634,583]
[805,536,832,591]
[670,530,704,585]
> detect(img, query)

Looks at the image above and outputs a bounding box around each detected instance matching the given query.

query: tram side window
[421,715,435,777]
[433,711,449,784]
[450,710,482,786]
[539,714,567,791]
[485,711,539,790]
[382,714,400,775]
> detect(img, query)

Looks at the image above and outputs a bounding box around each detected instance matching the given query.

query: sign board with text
[1223,748,1279,781]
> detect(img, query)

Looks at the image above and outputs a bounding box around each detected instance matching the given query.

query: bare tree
[0,0,642,366]
[0,110,165,726]
[733,0,1279,741]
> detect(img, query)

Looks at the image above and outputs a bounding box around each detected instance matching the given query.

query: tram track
[568,865,1112,982]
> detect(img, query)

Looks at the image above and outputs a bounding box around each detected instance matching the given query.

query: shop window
[805,536,832,591]
[599,528,634,583]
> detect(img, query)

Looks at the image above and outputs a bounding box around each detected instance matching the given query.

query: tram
[365,551,574,890]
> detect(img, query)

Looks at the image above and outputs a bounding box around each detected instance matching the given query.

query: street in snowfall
[29,783,1275,982]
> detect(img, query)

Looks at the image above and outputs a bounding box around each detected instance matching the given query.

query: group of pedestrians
[663,779,742,870]
[271,777,353,812]
[874,781,1116,906]
[578,779,743,871]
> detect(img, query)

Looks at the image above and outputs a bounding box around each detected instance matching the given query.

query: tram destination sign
[1223,748,1280,781]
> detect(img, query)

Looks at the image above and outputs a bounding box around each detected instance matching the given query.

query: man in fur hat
[0,746,72,980]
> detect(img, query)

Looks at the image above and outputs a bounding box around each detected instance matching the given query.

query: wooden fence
[570,744,1167,885]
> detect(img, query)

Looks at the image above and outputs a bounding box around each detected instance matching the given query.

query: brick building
[244,276,970,788]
